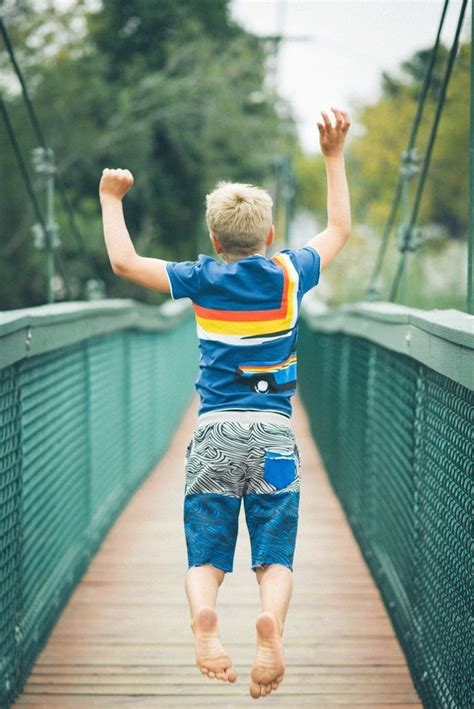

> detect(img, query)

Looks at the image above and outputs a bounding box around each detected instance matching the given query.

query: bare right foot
[250,612,285,698]
[191,606,237,682]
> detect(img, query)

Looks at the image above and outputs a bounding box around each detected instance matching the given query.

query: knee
[186,563,226,586]
[254,563,272,584]
[255,563,292,584]
[207,563,226,586]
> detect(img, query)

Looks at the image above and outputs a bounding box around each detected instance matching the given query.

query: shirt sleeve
[279,246,321,295]
[165,259,202,300]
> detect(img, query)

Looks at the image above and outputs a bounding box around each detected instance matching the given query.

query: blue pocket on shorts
[263,450,296,490]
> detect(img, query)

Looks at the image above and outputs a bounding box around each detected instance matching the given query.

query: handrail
[0,298,193,368]
[298,301,472,708]
[302,300,474,390]
[0,298,196,707]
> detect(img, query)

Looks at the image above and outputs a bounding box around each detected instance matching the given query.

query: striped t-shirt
[165,246,321,417]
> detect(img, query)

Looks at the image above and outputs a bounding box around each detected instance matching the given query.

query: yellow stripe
[241,356,297,373]
[195,254,297,336]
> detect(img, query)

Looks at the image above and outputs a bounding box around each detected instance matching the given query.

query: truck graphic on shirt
[235,353,297,393]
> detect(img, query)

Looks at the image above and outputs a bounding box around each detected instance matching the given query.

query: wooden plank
[13,697,422,707]
[14,397,421,706]
[27,665,420,678]
[19,685,420,701]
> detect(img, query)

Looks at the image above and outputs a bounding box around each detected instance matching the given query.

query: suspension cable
[1,94,43,228]
[0,94,71,297]
[0,18,104,285]
[389,0,469,301]
[365,0,450,298]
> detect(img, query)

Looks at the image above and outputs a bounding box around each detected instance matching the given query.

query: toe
[250,680,262,698]
[208,671,216,679]
[216,671,225,680]
[226,667,237,682]
[199,666,208,675]
[272,681,279,690]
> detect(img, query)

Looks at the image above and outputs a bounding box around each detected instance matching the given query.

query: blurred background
[0,0,470,310]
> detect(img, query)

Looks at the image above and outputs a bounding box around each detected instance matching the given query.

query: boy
[99,107,351,699]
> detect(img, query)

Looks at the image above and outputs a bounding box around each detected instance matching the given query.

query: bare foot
[191,606,237,682]
[250,612,285,698]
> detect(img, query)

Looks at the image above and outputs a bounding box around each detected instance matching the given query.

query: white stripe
[197,409,292,428]
[164,264,175,299]
[195,324,293,346]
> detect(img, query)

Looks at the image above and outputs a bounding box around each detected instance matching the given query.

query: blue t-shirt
[165,247,321,417]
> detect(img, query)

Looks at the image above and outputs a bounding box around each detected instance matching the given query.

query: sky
[230,0,470,152]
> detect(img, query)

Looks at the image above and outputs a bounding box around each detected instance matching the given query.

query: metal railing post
[31,147,61,303]
[468,7,474,314]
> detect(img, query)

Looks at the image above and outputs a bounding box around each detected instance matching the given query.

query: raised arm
[305,108,351,270]
[99,168,170,293]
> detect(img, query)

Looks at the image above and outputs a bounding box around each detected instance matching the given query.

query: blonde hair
[205,181,273,257]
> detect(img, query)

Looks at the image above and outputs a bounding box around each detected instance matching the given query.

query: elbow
[111,254,136,277]
[339,222,351,241]
[329,224,351,241]
[111,261,127,276]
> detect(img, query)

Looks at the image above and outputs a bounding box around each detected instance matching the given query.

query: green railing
[299,301,473,709]
[0,299,198,708]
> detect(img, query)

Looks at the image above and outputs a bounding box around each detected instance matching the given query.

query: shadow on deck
[14,396,421,707]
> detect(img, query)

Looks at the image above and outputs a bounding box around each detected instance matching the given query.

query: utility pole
[262,0,312,250]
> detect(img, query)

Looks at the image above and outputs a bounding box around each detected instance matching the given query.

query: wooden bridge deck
[14,396,421,707]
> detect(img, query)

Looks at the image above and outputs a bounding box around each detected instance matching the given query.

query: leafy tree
[294,39,470,308]
[0,1,295,309]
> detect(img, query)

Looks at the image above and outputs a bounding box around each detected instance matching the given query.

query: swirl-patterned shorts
[183,410,301,573]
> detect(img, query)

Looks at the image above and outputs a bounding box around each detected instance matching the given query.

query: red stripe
[193,256,289,322]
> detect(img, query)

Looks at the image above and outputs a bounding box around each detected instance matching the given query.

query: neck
[221,251,265,263]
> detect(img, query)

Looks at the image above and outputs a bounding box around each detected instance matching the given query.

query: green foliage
[295,39,470,309]
[0,1,294,308]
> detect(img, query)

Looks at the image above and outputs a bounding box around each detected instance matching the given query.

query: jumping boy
[99,107,351,699]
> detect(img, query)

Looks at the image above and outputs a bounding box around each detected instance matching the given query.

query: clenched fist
[99,168,134,201]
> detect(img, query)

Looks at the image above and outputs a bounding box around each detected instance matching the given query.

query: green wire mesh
[298,321,473,709]
[0,317,198,707]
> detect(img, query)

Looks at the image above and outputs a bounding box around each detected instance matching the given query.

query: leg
[182,421,247,685]
[255,562,293,635]
[243,423,301,699]
[183,493,241,683]
[185,563,225,619]
[184,564,237,682]
[249,564,291,698]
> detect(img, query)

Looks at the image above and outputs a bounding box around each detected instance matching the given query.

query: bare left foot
[250,612,285,698]
[191,606,237,682]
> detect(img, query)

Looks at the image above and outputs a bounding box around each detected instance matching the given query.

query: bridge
[1,299,472,707]
[0,1,473,707]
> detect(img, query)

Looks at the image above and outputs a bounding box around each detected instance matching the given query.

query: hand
[317,107,351,158]
[99,168,134,201]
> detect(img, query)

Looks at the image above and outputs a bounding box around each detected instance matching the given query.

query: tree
[0,1,295,308]
[294,39,470,308]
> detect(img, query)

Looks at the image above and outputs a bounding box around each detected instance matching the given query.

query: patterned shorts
[183,411,301,573]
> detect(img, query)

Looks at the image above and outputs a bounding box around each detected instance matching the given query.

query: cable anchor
[399,147,421,179]
[397,223,422,253]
